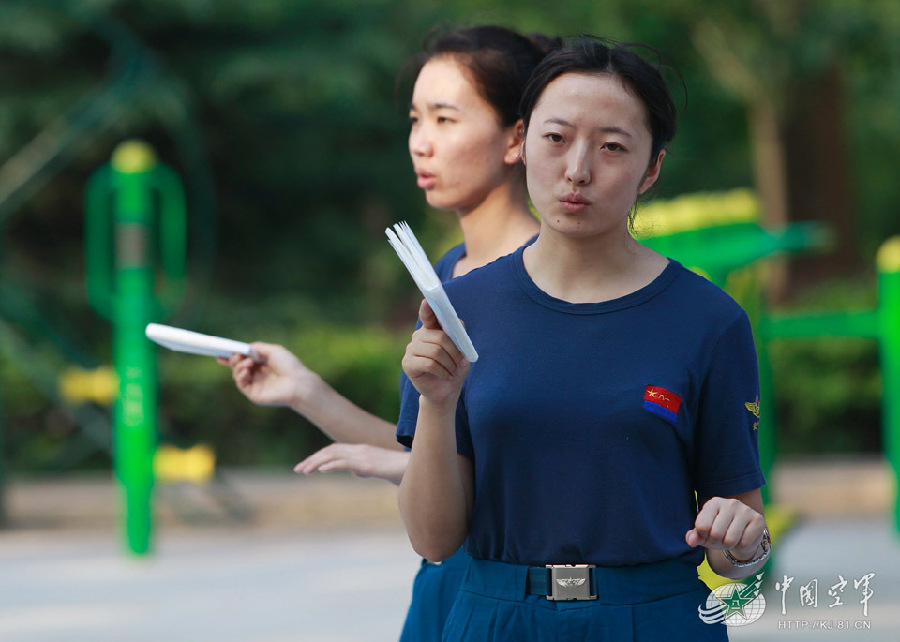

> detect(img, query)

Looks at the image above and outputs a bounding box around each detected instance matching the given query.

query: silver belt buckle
[547,564,596,601]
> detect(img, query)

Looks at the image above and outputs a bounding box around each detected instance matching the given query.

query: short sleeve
[396,371,419,448]
[397,370,474,460]
[693,311,766,499]
[455,389,474,460]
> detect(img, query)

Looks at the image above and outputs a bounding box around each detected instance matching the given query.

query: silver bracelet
[723,527,771,568]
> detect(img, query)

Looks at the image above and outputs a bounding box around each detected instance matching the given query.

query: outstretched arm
[686,488,768,580]
[219,342,403,452]
[398,300,474,562]
[294,443,410,485]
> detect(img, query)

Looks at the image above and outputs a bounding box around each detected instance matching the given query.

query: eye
[544,133,564,143]
[436,116,455,125]
[602,142,625,152]
[409,112,419,125]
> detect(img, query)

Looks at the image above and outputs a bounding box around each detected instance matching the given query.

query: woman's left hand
[294,443,409,485]
[685,495,766,560]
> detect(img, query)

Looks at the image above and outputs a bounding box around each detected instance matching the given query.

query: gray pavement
[0,525,420,642]
[1,460,898,641]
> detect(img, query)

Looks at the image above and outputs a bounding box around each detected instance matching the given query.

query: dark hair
[520,37,677,163]
[403,25,563,127]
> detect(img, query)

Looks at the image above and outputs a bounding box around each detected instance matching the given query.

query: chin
[548,220,603,238]
[425,193,449,209]
[427,195,464,212]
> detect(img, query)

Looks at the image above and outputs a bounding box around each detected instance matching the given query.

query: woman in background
[399,37,768,640]
[222,25,559,641]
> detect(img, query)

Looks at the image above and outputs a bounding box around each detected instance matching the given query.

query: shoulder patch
[745,397,760,430]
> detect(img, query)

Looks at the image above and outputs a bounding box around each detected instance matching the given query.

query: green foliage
[767,278,882,455]
[1,0,899,471]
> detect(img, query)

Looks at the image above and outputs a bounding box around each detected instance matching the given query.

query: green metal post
[877,237,900,534]
[111,142,158,555]
[85,140,186,555]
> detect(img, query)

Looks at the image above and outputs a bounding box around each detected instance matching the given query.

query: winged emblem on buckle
[556,577,586,588]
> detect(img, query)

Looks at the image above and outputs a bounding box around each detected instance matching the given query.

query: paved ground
[0,525,420,642]
[1,457,898,641]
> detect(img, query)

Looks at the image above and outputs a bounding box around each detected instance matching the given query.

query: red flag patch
[643,385,682,423]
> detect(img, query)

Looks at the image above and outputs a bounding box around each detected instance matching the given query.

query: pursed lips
[559,192,590,213]
[415,170,436,189]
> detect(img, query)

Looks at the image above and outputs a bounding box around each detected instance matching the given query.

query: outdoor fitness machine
[760,239,900,534]
[85,140,186,555]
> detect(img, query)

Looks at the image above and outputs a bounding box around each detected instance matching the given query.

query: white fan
[386,221,478,363]
[145,323,262,362]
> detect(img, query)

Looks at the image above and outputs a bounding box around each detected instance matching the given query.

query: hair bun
[528,34,564,56]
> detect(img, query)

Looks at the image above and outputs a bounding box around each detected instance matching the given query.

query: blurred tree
[103,0,450,321]
[0,0,452,470]
[645,0,900,296]
[1,0,899,469]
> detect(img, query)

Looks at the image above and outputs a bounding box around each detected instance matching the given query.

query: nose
[565,145,591,185]
[409,124,432,158]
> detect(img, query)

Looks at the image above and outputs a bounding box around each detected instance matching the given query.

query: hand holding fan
[385,221,478,363]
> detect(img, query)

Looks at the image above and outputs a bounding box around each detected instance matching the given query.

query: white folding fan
[385,221,478,363]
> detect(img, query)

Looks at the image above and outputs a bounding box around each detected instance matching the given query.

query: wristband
[723,527,771,568]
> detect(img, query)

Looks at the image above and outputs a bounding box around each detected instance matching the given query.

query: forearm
[398,398,470,561]
[290,375,405,451]
[367,449,409,485]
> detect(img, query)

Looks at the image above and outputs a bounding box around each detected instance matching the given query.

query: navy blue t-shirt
[398,245,765,567]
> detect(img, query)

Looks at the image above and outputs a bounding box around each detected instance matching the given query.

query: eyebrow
[544,117,633,138]
[409,101,462,112]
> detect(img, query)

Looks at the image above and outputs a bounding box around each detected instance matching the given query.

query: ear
[637,149,666,195]
[503,119,526,165]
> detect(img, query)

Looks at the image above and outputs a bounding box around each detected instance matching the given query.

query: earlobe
[504,119,526,165]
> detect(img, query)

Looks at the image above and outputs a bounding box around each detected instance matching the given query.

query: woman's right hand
[402,300,470,407]
[218,342,319,409]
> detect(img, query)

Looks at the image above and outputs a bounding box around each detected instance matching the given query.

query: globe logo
[698,573,766,627]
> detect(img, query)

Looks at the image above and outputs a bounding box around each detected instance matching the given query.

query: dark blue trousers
[400,547,470,642]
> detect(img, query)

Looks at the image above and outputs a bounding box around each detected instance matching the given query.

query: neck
[523,224,666,303]
[453,179,539,276]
